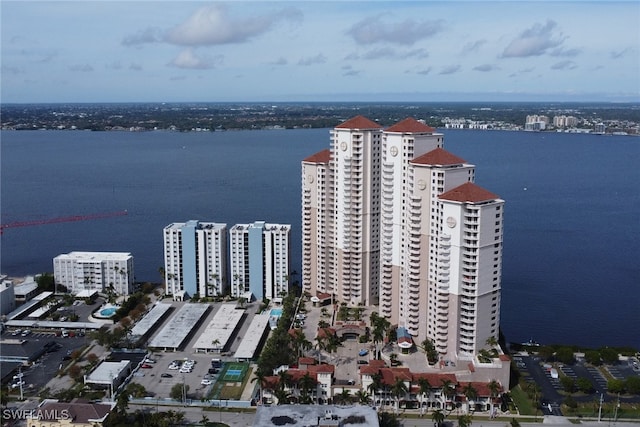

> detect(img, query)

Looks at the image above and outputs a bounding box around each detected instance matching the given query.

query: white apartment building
[53,252,134,296]
[553,115,578,128]
[229,221,291,301]
[302,116,504,359]
[163,221,227,298]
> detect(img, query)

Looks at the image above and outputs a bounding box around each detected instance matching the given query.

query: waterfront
[1,128,638,349]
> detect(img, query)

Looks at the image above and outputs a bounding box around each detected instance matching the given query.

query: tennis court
[220,362,249,383]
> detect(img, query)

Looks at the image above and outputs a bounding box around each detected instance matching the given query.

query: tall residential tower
[163,221,227,299]
[302,116,504,359]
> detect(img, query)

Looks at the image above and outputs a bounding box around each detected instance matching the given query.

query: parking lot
[1,330,89,394]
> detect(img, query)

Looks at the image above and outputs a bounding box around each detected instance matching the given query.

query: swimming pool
[94,304,120,319]
[270,308,282,316]
[100,307,117,316]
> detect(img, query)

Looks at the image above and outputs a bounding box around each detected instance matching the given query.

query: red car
[141,364,153,369]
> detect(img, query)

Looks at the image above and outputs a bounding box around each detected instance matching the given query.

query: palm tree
[355,389,371,405]
[200,414,209,426]
[485,336,498,347]
[277,370,292,392]
[368,372,383,408]
[391,378,408,414]
[462,383,478,414]
[417,377,431,416]
[251,369,268,405]
[487,380,501,417]
[335,389,352,405]
[441,379,457,412]
[432,409,446,427]
[298,372,316,404]
[274,388,291,405]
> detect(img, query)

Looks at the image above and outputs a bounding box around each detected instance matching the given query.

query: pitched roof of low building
[412,147,467,166]
[386,117,436,133]
[33,399,114,423]
[335,115,383,130]
[439,182,500,203]
[303,149,331,163]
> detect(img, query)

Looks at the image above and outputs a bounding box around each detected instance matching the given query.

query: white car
[200,379,213,386]
[168,364,180,370]
[179,367,192,373]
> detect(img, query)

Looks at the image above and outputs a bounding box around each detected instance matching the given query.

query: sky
[1,1,639,103]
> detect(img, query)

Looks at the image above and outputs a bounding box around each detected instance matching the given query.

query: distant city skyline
[1,1,639,103]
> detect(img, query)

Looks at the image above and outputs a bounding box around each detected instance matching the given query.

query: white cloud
[168,49,222,70]
[164,4,302,47]
[550,60,577,70]
[270,57,288,66]
[347,15,444,46]
[473,64,499,72]
[439,65,461,75]
[122,27,163,46]
[502,20,566,58]
[461,39,486,54]
[298,54,326,66]
[69,64,93,72]
[417,67,432,75]
[610,47,636,59]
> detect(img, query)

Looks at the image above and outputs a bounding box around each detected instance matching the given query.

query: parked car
[201,379,213,386]
[208,368,219,374]
[358,349,368,356]
[21,330,31,337]
[141,364,153,369]
[11,330,21,336]
[160,373,173,378]
[357,360,368,365]
[168,364,180,370]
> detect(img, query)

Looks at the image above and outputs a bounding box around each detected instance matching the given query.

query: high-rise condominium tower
[302,116,504,359]
[229,221,291,301]
[163,220,227,298]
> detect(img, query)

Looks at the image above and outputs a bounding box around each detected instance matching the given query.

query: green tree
[576,377,594,394]
[555,347,575,364]
[355,389,371,405]
[607,379,625,394]
[417,377,431,415]
[458,414,472,427]
[170,383,188,401]
[115,389,130,414]
[626,376,640,395]
[584,350,602,365]
[251,369,268,405]
[378,411,401,427]
[600,348,619,364]
[391,378,408,413]
[560,376,575,393]
[125,382,147,398]
[432,409,445,427]
[462,383,478,412]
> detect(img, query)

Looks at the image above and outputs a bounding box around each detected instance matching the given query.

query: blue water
[270,308,283,317]
[1,128,638,348]
[99,307,117,317]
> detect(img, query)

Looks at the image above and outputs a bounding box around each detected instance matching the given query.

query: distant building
[0,278,16,315]
[163,221,228,299]
[53,252,134,296]
[230,221,291,300]
[13,276,39,303]
[525,114,548,131]
[553,115,578,128]
[594,122,607,134]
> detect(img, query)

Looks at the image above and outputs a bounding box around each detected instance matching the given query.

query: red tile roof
[499,354,510,362]
[412,147,467,166]
[439,182,500,203]
[386,117,435,133]
[335,115,383,130]
[316,327,337,338]
[299,357,316,365]
[303,149,330,163]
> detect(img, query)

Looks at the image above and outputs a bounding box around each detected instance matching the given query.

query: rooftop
[335,115,383,130]
[386,117,436,133]
[254,404,379,427]
[148,303,210,350]
[439,182,500,203]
